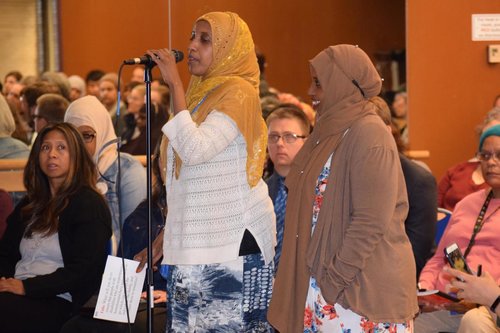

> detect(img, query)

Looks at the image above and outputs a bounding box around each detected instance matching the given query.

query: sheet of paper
[93,255,146,323]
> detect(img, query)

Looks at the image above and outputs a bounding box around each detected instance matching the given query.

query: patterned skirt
[304,277,413,333]
[164,253,274,332]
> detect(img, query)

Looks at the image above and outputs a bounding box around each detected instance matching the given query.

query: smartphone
[444,243,473,274]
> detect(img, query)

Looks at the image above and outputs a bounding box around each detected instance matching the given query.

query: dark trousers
[0,292,72,333]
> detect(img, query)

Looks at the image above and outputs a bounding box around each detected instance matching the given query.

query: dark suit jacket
[400,154,437,278]
[0,186,112,313]
[266,172,281,204]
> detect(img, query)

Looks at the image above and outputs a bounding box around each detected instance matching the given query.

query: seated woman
[0,123,112,333]
[60,141,166,333]
[65,95,147,254]
[438,107,500,210]
[416,124,500,332]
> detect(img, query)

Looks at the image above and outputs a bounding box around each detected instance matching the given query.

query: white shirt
[15,231,72,302]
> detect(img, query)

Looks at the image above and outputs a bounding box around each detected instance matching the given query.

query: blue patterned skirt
[164,253,274,332]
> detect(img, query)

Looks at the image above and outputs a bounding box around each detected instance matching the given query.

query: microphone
[123,50,184,66]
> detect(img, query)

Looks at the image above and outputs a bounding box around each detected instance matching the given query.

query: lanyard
[464,190,496,258]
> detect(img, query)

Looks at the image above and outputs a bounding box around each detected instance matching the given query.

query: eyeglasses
[476,151,500,162]
[81,132,96,143]
[268,132,307,144]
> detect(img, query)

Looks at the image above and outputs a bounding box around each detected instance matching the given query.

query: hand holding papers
[93,256,147,323]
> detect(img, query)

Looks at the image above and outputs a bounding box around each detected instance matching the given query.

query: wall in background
[407,0,500,179]
[0,0,38,81]
[58,0,404,101]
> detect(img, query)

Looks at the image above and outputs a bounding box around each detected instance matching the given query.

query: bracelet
[490,295,500,312]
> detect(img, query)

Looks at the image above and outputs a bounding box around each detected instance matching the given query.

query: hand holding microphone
[146,48,187,114]
[123,49,184,66]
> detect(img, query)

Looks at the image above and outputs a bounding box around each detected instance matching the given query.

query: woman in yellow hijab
[146,12,275,332]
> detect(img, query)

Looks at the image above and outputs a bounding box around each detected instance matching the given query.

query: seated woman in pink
[438,107,500,210]
[416,124,500,333]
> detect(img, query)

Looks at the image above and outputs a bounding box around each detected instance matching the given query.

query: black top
[0,186,112,313]
[400,154,437,278]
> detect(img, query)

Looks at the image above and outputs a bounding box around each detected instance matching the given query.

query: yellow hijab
[160,11,266,187]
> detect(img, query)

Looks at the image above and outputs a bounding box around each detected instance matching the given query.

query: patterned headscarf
[160,11,266,187]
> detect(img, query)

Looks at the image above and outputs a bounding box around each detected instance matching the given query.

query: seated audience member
[446,267,500,332]
[60,143,166,333]
[0,189,14,238]
[98,73,127,135]
[0,123,111,333]
[151,84,170,113]
[126,84,145,115]
[68,75,86,101]
[300,101,316,128]
[65,96,146,254]
[0,94,29,159]
[20,75,38,87]
[6,82,25,113]
[391,91,408,145]
[122,84,146,144]
[415,124,500,332]
[3,71,23,96]
[260,93,281,121]
[85,69,105,97]
[130,67,145,84]
[122,81,141,109]
[369,96,437,278]
[121,103,167,156]
[20,81,62,146]
[438,107,500,210]
[265,104,310,273]
[33,93,69,133]
[40,71,72,102]
[7,98,30,145]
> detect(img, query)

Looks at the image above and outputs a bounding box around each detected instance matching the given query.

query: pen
[477,264,482,277]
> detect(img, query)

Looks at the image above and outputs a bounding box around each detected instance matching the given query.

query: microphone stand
[143,63,154,333]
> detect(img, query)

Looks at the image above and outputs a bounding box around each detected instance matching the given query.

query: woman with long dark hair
[0,123,111,333]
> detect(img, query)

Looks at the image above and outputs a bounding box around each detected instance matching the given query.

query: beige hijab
[268,45,385,331]
[160,11,266,187]
[65,95,118,174]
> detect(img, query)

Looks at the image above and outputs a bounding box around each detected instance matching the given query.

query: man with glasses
[265,104,310,274]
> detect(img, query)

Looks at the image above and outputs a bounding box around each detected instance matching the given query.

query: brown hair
[22,123,98,236]
[36,93,69,124]
[266,103,311,136]
[368,96,407,152]
[367,96,391,125]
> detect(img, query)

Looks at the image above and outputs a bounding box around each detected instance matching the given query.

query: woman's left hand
[0,277,25,295]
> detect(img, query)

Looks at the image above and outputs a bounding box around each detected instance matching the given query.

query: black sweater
[0,186,111,313]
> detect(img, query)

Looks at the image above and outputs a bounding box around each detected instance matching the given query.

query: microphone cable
[116,62,133,333]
